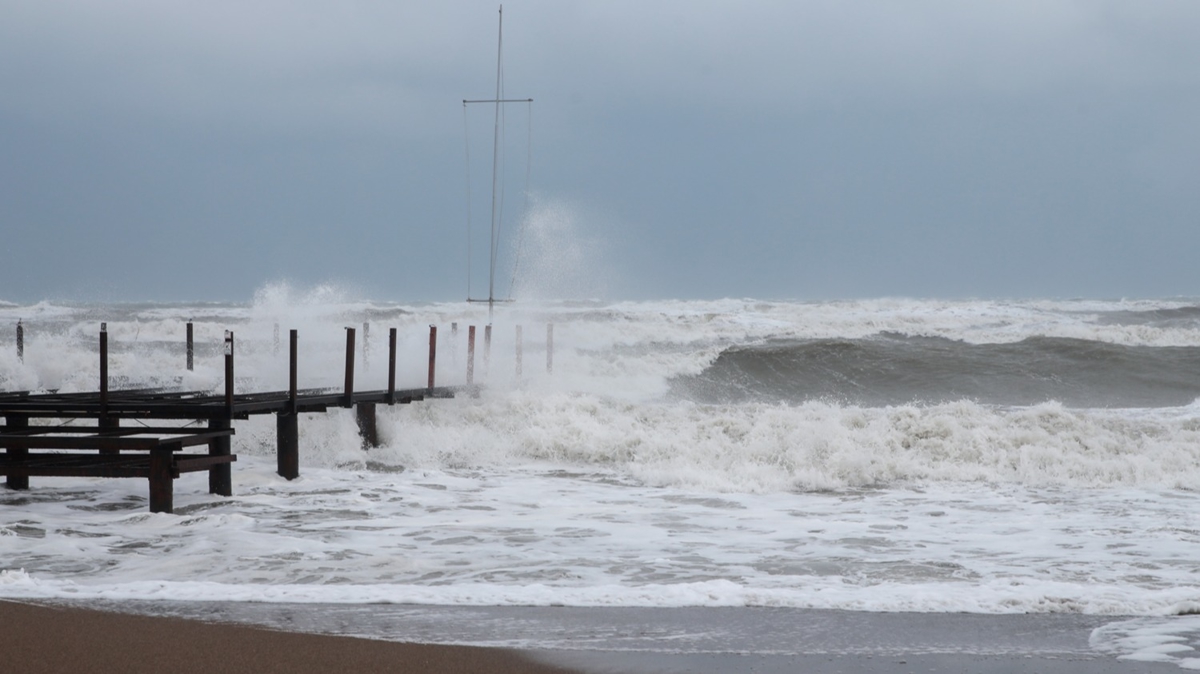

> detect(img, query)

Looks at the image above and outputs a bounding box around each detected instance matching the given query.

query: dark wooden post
[516,325,523,377]
[467,325,476,385]
[484,324,492,373]
[277,329,299,480]
[387,328,397,404]
[343,327,356,408]
[99,323,108,413]
[208,331,233,497]
[362,322,370,370]
[427,325,437,390]
[186,321,194,371]
[356,403,378,449]
[546,323,554,374]
[98,324,119,445]
[4,413,29,490]
[16,320,23,363]
[148,442,176,513]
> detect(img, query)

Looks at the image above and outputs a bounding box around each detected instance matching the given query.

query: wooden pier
[1,324,463,513]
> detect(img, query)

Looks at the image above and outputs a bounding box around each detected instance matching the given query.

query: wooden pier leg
[4,413,29,490]
[148,444,175,513]
[356,403,378,449]
[277,328,299,480]
[467,325,476,385]
[427,325,438,390]
[276,411,299,480]
[343,327,356,408]
[484,324,492,373]
[16,320,23,363]
[387,328,397,404]
[208,418,232,496]
[99,324,119,454]
[362,322,370,371]
[186,321,194,371]
[516,325,523,377]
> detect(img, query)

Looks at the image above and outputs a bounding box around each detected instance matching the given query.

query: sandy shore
[0,600,580,674]
[3,599,1185,673]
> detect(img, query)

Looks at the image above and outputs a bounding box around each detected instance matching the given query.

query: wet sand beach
[2,599,1185,673]
[0,600,579,674]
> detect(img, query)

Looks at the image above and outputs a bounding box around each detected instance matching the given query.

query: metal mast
[464,4,531,322]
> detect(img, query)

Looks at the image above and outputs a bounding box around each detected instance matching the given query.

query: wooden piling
[356,403,378,449]
[277,329,299,480]
[99,324,109,412]
[224,331,234,414]
[547,323,554,374]
[4,413,29,490]
[209,331,234,497]
[428,325,438,390]
[149,444,176,513]
[276,412,299,480]
[387,328,397,404]
[186,321,194,372]
[343,327,356,408]
[484,324,492,372]
[516,325,523,377]
[16,320,23,363]
[363,322,370,370]
[467,325,476,385]
[98,324,120,452]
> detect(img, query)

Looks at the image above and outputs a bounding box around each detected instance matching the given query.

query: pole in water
[363,322,370,371]
[546,323,554,374]
[515,325,523,378]
[289,330,298,411]
[467,325,476,385]
[428,325,438,390]
[387,327,397,403]
[186,321,194,372]
[16,319,23,363]
[484,324,493,373]
[343,327,356,408]
[224,331,235,415]
[99,323,109,409]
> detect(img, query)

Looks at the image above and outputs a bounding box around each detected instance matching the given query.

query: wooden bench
[0,426,236,513]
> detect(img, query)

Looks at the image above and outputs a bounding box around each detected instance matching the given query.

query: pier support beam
[356,403,378,449]
[276,412,299,480]
[149,444,176,513]
[4,413,29,490]
[277,328,299,480]
[208,418,232,496]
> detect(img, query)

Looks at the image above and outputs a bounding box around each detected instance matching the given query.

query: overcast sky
[2,1,1198,303]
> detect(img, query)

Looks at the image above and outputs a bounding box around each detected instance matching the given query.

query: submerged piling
[343,327,356,408]
[277,329,299,480]
[427,325,438,390]
[467,325,476,385]
[387,327,397,404]
[208,330,234,497]
[516,325,523,377]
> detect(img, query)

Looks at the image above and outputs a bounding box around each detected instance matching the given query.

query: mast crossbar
[464,98,533,104]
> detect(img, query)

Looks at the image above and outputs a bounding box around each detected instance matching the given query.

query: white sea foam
[3,294,1200,619]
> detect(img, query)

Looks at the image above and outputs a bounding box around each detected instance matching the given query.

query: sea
[3,287,1200,668]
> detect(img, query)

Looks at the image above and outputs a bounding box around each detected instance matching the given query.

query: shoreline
[2,599,1187,673]
[0,600,580,674]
